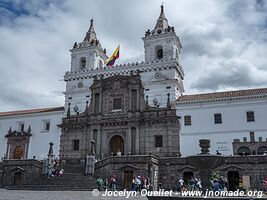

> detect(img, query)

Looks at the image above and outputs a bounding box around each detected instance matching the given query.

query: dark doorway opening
[228,171,239,191]
[14,172,22,185]
[124,170,133,190]
[183,171,194,186]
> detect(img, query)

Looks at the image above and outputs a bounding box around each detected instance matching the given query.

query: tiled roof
[176,88,267,102]
[0,106,64,117]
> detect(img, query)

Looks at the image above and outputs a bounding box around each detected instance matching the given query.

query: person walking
[97,176,104,191]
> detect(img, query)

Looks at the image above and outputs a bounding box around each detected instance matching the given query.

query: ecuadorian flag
[106,45,120,67]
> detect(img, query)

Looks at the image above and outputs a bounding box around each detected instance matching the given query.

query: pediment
[178,165,197,172]
[119,164,139,170]
[220,164,245,171]
[11,166,26,171]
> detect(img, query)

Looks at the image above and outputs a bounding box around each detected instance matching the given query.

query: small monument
[86,140,96,177]
[42,142,55,176]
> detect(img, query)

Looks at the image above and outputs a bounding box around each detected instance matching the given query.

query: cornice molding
[64,58,184,82]
[175,94,267,105]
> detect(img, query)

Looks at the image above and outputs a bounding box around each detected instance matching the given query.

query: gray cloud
[0,0,267,111]
[191,59,267,91]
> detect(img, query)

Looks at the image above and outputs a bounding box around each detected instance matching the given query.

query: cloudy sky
[0,0,267,111]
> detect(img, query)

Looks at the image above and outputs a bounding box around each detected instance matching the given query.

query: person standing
[178,177,184,192]
[97,176,104,191]
[263,178,267,192]
[188,177,195,191]
[110,175,116,191]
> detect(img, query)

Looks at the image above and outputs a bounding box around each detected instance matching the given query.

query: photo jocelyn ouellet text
[92,189,264,198]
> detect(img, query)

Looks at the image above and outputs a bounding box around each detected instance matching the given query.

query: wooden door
[124,170,133,190]
[14,172,22,185]
[110,135,124,155]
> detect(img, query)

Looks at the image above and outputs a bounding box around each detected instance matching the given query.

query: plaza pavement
[0,189,148,200]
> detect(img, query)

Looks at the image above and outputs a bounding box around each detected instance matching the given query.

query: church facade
[60,74,180,160]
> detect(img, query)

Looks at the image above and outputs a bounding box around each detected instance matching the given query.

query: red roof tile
[176,88,267,102]
[0,106,64,117]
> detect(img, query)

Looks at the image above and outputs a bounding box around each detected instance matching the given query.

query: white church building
[0,5,266,160]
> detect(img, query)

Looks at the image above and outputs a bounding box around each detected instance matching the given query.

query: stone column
[101,130,107,158]
[97,126,102,159]
[136,127,140,155]
[129,89,132,112]
[167,121,172,156]
[127,126,132,154]
[5,143,10,159]
[99,92,103,113]
[137,90,140,110]
[25,142,29,159]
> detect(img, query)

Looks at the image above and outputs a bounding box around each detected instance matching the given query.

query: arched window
[257,146,267,155]
[13,146,23,159]
[237,146,251,156]
[155,45,163,60]
[80,57,86,69]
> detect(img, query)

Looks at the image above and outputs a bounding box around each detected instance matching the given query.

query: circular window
[154,72,161,79]
[153,97,159,105]
[77,82,83,88]
[73,105,79,113]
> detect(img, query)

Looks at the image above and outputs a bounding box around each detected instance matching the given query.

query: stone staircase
[5,163,98,191]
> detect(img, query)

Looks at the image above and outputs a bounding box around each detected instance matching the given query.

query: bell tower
[141,5,185,107]
[64,19,108,116]
[70,19,108,71]
[143,5,182,63]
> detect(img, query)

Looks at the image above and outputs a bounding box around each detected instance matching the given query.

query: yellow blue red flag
[106,45,120,67]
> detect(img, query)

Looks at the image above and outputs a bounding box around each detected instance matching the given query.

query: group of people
[97,175,117,191]
[178,177,202,191]
[97,175,150,192]
[177,175,228,192]
[211,176,228,191]
[47,159,64,178]
[132,176,150,191]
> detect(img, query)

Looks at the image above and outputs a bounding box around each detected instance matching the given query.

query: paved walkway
[0,189,148,200]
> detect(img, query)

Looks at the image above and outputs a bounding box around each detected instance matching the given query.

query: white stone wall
[64,78,93,116]
[64,59,184,115]
[0,111,63,160]
[175,98,267,157]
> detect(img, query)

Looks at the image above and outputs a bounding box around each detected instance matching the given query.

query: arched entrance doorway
[110,135,124,156]
[183,171,194,187]
[13,146,23,159]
